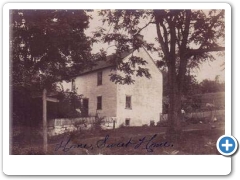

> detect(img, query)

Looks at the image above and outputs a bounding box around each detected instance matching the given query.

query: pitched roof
[74,50,133,76]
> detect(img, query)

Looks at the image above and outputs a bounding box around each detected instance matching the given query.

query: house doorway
[82,98,89,117]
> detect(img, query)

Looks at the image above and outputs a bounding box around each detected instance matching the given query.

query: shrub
[150,120,155,127]
[142,124,148,128]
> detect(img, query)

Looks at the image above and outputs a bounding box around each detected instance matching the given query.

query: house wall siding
[60,68,117,117]
[116,47,163,126]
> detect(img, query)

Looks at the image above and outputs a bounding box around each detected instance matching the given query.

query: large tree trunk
[166,64,182,138]
[153,10,189,138]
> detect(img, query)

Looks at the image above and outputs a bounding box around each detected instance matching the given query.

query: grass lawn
[11,121,224,155]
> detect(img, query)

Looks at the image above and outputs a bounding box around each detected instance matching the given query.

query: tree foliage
[10,10,97,90]
[200,79,225,93]
[162,69,201,97]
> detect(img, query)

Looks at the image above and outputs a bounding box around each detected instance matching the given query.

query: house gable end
[116,47,162,79]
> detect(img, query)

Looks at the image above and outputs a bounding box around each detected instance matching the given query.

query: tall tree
[10,10,97,90]
[95,9,225,135]
[10,10,100,125]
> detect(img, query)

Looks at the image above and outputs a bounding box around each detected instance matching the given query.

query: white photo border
[3,2,231,175]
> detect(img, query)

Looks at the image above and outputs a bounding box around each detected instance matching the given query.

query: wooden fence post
[113,120,115,130]
[43,88,47,153]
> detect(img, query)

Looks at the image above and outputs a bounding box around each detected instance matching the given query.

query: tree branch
[159,19,169,45]
[187,46,225,57]
[198,10,224,49]
[176,27,182,47]
[154,12,169,58]
[168,16,177,55]
[177,10,192,93]
[135,17,155,35]
[181,10,191,51]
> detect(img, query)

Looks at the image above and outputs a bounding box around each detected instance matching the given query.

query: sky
[85,10,225,83]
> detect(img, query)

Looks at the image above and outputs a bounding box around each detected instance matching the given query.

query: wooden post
[113,120,115,130]
[43,88,47,153]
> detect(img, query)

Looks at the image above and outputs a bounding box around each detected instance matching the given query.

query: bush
[92,116,105,131]
[150,120,155,127]
[142,124,148,128]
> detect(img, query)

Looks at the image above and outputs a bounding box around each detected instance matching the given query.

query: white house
[60,47,163,127]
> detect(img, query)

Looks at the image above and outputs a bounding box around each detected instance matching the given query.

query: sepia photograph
[9,8,225,156]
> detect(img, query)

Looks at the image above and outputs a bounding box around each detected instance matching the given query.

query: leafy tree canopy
[10,10,104,91]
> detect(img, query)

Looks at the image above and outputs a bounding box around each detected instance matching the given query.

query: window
[125,95,132,109]
[125,118,130,126]
[71,79,76,92]
[97,96,102,110]
[97,71,102,85]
